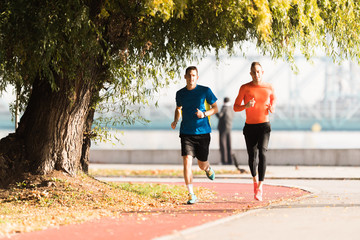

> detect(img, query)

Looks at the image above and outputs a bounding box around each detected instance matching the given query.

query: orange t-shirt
[233,81,276,124]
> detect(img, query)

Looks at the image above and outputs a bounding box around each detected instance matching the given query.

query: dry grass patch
[0,171,216,237]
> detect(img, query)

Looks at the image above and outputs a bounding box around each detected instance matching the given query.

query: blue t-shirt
[176,85,218,135]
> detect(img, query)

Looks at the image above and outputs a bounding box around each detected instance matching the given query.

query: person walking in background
[233,62,276,201]
[171,66,218,204]
[216,97,234,165]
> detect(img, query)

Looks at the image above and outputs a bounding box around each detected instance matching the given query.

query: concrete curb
[89,148,360,166]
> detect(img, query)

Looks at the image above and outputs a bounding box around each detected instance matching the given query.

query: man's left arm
[268,86,276,113]
[195,101,218,118]
[197,88,219,118]
[205,102,218,117]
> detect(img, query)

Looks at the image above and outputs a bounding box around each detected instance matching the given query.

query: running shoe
[205,167,215,180]
[255,188,263,201]
[187,193,198,204]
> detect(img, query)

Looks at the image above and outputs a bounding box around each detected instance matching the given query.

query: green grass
[112,182,189,203]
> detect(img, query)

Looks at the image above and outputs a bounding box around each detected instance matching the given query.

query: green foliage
[1,0,360,135]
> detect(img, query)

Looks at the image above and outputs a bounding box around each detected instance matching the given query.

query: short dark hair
[250,62,262,71]
[185,66,198,75]
[224,97,230,103]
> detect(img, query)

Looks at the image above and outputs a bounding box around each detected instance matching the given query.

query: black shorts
[180,134,211,161]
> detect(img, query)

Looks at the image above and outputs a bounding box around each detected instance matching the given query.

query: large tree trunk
[0,73,96,186]
[18,76,94,175]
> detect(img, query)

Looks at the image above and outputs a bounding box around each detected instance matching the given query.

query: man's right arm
[171,106,182,129]
[234,85,255,112]
[234,86,246,112]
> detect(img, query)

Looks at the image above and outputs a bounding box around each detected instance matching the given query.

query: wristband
[203,111,207,118]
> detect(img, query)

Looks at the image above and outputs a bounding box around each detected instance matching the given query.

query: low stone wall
[89,149,360,166]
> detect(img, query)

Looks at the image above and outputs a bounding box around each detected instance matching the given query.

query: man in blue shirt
[171,66,218,204]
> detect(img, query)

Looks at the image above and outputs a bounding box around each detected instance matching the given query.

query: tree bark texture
[80,107,95,174]
[18,76,94,175]
[0,73,96,186]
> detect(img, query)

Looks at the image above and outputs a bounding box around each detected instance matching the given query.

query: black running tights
[243,122,271,182]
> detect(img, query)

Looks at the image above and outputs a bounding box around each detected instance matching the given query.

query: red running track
[5,182,309,240]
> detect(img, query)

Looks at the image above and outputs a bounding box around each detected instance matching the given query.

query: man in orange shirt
[233,62,276,201]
